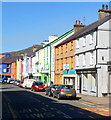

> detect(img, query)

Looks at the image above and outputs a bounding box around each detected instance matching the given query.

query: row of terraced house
[0,5,111,97]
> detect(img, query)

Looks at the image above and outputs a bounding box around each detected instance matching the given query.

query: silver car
[53,85,76,100]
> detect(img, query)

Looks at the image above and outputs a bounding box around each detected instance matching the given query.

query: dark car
[19,81,23,87]
[53,85,76,100]
[31,81,45,92]
[45,84,58,96]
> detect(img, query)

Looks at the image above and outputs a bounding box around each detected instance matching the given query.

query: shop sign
[63,64,69,70]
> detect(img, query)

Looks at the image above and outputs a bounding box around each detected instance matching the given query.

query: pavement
[77,93,110,107]
[77,93,111,117]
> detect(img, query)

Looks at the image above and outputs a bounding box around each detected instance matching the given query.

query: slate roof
[56,15,111,47]
[0,44,43,64]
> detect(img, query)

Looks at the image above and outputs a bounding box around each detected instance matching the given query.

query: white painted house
[75,5,111,97]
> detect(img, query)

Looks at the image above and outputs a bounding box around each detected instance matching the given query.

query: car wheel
[57,94,61,100]
[31,88,33,91]
[45,92,48,95]
[48,92,51,97]
[53,93,56,98]
[33,89,36,92]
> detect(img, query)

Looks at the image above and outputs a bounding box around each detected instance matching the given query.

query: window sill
[83,90,88,92]
[82,45,86,47]
[90,64,93,66]
[83,65,86,67]
[90,91,96,93]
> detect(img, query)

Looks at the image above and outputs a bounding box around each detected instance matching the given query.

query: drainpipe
[95,28,98,97]
[49,45,51,86]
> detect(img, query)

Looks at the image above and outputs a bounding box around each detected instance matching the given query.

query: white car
[22,79,36,89]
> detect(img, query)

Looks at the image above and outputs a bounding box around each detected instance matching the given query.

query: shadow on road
[2,88,111,120]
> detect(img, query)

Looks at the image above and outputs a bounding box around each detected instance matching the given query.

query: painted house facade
[0,55,18,79]
[54,23,84,86]
[37,30,74,85]
[74,6,111,97]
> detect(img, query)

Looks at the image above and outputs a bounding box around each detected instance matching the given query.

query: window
[60,58,63,70]
[90,52,93,65]
[91,73,96,92]
[83,36,86,47]
[70,56,73,69]
[65,44,67,52]
[76,39,79,49]
[56,48,59,55]
[7,64,10,67]
[89,33,94,45]
[83,53,86,66]
[76,55,79,67]
[70,41,73,50]
[83,74,88,91]
[6,68,10,73]
[61,46,63,54]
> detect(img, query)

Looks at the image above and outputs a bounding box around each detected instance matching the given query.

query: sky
[2,1,110,53]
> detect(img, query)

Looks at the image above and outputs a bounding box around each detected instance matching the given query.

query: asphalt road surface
[1,83,110,120]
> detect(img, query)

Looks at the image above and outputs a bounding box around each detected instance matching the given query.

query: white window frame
[83,53,86,66]
[82,36,86,47]
[89,33,94,45]
[76,39,79,49]
[90,51,93,65]
[76,55,79,67]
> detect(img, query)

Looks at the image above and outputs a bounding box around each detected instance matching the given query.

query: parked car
[7,78,14,83]
[31,81,45,92]
[0,78,7,83]
[19,81,23,87]
[14,80,18,85]
[9,79,15,84]
[45,84,58,96]
[22,79,36,89]
[53,85,76,100]
[16,80,20,86]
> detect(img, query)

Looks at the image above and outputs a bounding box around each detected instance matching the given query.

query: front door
[79,76,82,93]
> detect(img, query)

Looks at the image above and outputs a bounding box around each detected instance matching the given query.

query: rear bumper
[34,88,45,91]
[59,92,76,98]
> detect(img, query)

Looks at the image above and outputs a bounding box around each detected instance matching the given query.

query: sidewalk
[77,93,110,108]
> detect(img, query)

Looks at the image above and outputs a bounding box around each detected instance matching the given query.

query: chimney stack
[98,4,111,20]
[74,20,85,33]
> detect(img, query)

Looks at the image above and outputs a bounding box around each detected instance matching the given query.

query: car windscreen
[35,82,44,85]
[62,85,75,89]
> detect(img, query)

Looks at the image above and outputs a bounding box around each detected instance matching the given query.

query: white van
[22,79,36,88]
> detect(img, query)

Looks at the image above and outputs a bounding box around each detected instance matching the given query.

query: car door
[55,85,61,97]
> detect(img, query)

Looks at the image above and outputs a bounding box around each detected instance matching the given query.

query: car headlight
[35,86,39,88]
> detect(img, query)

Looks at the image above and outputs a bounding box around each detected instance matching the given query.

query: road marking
[79,100,106,108]
[80,102,96,108]
[83,108,110,116]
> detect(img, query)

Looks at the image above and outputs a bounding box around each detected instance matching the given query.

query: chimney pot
[76,20,80,24]
[106,4,108,10]
[102,4,104,9]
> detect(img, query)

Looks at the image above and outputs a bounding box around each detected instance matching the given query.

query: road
[1,83,110,120]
